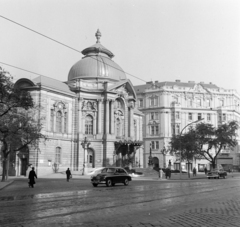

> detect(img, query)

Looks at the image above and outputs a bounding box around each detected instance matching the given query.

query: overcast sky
[0,0,239,92]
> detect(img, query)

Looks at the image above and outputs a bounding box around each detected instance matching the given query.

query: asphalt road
[1,176,240,227]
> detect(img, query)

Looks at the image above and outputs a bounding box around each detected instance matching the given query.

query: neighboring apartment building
[3,30,144,176]
[134,80,240,172]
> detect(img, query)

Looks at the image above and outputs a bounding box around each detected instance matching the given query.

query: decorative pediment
[192,84,210,94]
[82,100,97,111]
[107,79,137,100]
[53,101,67,111]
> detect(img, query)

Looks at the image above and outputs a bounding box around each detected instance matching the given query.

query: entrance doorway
[21,158,28,176]
[87,148,95,168]
[152,157,159,169]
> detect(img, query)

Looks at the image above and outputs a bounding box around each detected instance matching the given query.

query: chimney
[146,81,153,84]
[209,82,212,84]
[175,80,181,82]
[188,81,195,83]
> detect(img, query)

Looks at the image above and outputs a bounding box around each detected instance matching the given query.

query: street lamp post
[179,118,204,179]
[81,137,91,175]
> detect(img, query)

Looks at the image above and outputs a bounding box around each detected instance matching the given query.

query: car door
[118,168,127,182]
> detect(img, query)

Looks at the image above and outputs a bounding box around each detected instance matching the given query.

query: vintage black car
[207,169,227,179]
[91,167,132,187]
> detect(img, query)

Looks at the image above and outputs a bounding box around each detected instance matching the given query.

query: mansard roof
[134,81,219,93]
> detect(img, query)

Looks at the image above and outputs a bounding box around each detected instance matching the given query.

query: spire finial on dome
[95,29,101,43]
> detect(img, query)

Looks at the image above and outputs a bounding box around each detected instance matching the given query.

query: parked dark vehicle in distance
[207,169,227,179]
[91,167,132,187]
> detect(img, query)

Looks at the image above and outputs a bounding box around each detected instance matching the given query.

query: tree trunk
[1,159,7,182]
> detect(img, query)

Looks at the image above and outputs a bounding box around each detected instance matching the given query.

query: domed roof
[68,30,126,81]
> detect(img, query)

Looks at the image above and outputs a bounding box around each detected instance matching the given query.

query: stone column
[53,111,56,132]
[111,100,115,134]
[78,98,82,134]
[106,100,110,134]
[98,100,102,134]
[93,117,96,135]
[61,114,64,133]
[129,105,134,138]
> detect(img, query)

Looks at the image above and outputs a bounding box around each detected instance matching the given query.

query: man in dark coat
[66,168,72,182]
[28,167,37,188]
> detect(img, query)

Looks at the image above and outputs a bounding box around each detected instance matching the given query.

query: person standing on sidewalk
[193,167,196,177]
[204,167,207,175]
[66,168,72,182]
[28,167,37,188]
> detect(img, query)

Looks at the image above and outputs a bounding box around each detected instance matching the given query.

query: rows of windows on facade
[138,97,239,109]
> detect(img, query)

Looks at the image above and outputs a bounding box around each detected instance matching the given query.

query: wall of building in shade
[134,80,240,172]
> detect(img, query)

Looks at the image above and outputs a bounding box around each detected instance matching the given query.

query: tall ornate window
[56,111,62,133]
[151,126,154,135]
[116,118,121,137]
[64,112,67,133]
[85,115,93,135]
[55,147,61,164]
[50,109,54,131]
[134,120,137,140]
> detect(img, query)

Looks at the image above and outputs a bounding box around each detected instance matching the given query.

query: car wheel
[92,183,98,187]
[106,179,112,187]
[124,178,129,186]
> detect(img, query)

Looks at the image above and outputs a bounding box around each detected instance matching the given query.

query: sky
[0,0,239,92]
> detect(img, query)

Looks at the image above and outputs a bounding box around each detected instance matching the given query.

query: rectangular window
[188,113,192,120]
[150,97,154,106]
[196,99,201,107]
[219,100,224,107]
[206,99,210,107]
[223,114,226,121]
[55,147,61,164]
[154,97,158,106]
[176,112,180,119]
[151,141,155,149]
[151,126,154,135]
[155,126,159,135]
[156,141,159,149]
[151,112,154,120]
[50,109,54,131]
[198,113,202,120]
[218,113,222,122]
[64,113,67,133]
[155,112,158,119]
[188,99,193,107]
[139,99,143,107]
[207,113,211,121]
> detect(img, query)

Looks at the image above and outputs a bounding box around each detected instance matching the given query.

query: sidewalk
[0,180,14,190]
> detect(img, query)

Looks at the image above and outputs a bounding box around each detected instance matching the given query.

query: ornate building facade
[12,30,143,176]
[134,80,240,172]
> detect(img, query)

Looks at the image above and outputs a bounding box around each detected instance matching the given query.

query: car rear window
[107,168,115,173]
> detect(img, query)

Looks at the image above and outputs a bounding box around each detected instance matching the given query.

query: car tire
[92,183,98,187]
[124,178,129,186]
[106,179,112,187]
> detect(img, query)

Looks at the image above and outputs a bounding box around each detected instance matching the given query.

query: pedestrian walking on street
[28,167,37,188]
[159,168,163,179]
[193,167,196,177]
[66,168,72,182]
[204,167,207,175]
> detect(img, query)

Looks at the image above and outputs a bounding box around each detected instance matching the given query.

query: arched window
[55,147,61,164]
[116,118,121,137]
[85,115,93,135]
[50,109,54,131]
[56,111,62,133]
[64,112,67,133]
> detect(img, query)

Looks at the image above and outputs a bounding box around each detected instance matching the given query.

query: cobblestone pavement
[1,176,240,227]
